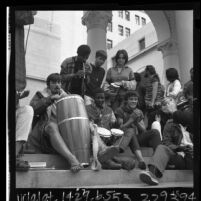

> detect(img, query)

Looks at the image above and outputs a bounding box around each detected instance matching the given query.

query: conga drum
[56,94,91,164]
[97,127,112,146]
[110,128,124,145]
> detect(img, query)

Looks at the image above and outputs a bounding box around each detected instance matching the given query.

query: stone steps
[16,169,193,188]
[21,147,154,169]
[16,147,193,188]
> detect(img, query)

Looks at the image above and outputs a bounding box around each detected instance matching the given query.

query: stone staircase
[16,147,193,188]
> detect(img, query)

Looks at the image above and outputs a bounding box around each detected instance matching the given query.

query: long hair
[166,68,179,82]
[115,49,128,64]
[145,65,160,82]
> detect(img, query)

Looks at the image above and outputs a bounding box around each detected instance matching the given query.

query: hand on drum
[51,93,64,101]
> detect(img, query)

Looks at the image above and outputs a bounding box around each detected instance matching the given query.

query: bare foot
[70,163,82,173]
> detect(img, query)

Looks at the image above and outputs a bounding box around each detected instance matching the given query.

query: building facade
[106,10,150,50]
[107,21,165,85]
[20,16,61,105]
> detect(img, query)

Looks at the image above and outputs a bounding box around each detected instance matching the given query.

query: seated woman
[103,49,136,111]
[115,91,162,170]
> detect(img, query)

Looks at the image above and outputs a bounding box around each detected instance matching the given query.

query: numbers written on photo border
[16,189,196,201]
[62,189,131,201]
[140,190,196,201]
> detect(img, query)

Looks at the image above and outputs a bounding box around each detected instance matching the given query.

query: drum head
[111,128,124,136]
[97,127,111,138]
[111,83,120,88]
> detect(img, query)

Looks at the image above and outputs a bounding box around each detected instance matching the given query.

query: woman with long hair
[103,49,136,111]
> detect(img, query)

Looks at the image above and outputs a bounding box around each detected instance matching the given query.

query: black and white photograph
[7,4,200,201]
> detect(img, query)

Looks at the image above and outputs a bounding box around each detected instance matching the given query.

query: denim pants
[148,144,193,177]
[117,128,161,153]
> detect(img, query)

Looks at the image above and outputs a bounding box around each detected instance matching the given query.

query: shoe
[98,146,120,163]
[138,161,146,170]
[16,158,30,172]
[139,170,159,185]
[102,159,122,170]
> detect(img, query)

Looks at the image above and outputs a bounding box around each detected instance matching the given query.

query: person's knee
[125,128,137,136]
[21,105,34,117]
[155,144,167,152]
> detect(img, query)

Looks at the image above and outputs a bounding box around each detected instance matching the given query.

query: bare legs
[45,122,81,173]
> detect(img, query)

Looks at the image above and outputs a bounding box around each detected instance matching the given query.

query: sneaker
[138,161,146,170]
[139,171,159,185]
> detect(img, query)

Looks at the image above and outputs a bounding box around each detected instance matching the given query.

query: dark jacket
[162,119,193,151]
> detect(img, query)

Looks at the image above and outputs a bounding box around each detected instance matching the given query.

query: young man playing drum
[86,88,136,170]
[115,91,161,170]
[27,73,83,173]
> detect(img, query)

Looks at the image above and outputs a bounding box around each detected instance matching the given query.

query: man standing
[84,50,107,105]
[60,45,91,96]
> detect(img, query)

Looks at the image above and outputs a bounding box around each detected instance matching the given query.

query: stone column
[82,11,112,71]
[175,11,193,85]
[157,39,180,86]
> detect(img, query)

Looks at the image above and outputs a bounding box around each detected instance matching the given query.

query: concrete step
[21,154,177,170]
[16,169,193,188]
[21,147,154,169]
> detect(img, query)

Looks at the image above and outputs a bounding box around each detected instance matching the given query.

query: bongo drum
[56,94,91,163]
[97,127,112,146]
[110,83,120,93]
[111,128,124,145]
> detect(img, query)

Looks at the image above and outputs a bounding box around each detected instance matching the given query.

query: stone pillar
[82,11,112,71]
[157,39,180,86]
[175,11,193,85]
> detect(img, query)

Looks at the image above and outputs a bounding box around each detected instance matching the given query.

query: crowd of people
[16,44,194,186]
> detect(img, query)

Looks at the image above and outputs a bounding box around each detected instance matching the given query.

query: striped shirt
[145,75,164,105]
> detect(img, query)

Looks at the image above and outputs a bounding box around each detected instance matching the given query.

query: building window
[125,11,130,21]
[139,38,145,51]
[118,25,124,36]
[125,28,130,37]
[142,17,146,25]
[135,15,140,25]
[107,39,113,49]
[107,22,113,32]
[118,11,123,18]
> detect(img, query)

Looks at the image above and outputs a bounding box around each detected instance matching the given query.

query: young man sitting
[139,96,193,185]
[115,91,161,170]
[86,88,136,170]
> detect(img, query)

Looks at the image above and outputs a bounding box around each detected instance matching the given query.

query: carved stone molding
[82,11,112,31]
[157,38,178,57]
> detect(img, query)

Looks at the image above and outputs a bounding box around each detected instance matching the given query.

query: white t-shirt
[166,79,182,97]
